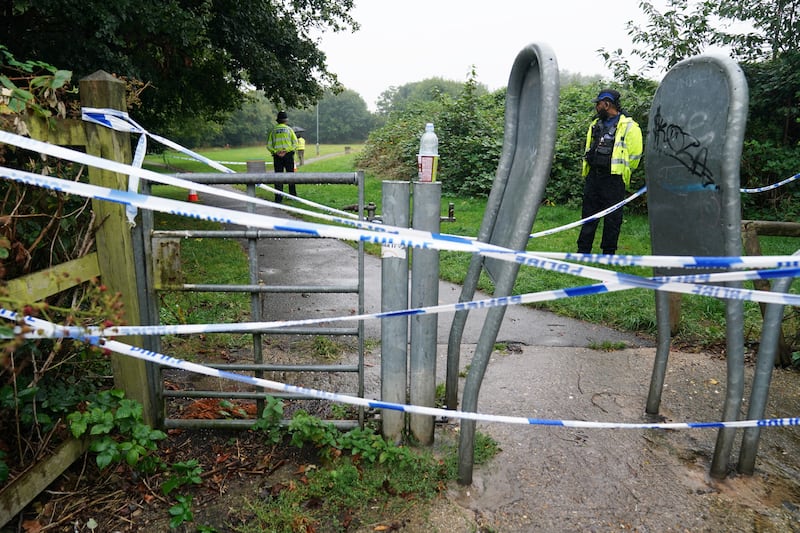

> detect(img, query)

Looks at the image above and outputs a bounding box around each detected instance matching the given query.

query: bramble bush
[356,72,658,208]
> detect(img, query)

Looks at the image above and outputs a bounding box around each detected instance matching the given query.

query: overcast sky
[318,0,646,110]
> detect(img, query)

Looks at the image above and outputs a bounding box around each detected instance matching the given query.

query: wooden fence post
[79,71,156,424]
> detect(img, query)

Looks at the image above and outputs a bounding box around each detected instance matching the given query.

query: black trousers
[576,172,625,254]
[272,151,296,203]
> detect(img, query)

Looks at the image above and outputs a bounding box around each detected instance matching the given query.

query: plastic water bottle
[417,123,439,182]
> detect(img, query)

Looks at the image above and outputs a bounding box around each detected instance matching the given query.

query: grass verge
[151,146,800,352]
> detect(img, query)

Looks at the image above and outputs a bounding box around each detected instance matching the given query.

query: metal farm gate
[138,171,366,430]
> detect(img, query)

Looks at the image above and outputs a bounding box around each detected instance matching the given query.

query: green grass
[150,145,800,352]
[236,424,498,533]
[150,186,253,355]
[144,144,362,174]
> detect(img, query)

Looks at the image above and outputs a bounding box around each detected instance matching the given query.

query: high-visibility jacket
[297,137,306,151]
[267,123,298,155]
[581,114,643,189]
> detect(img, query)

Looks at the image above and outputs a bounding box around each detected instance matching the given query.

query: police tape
[9,261,800,341]
[740,173,800,194]
[5,128,800,274]
[163,155,248,166]
[529,187,648,239]
[0,129,374,231]
[83,108,360,220]
[530,172,799,238]
[1,308,797,431]
[82,107,799,239]
[83,107,238,175]
[3,164,800,310]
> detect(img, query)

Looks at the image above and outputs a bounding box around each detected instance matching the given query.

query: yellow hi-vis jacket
[581,114,643,189]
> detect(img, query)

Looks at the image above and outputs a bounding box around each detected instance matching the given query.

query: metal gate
[138,171,366,430]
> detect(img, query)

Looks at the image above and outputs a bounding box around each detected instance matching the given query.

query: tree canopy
[376,77,485,116]
[288,89,375,144]
[1,0,357,133]
[600,0,800,220]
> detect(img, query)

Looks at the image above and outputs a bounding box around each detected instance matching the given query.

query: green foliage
[287,410,340,452]
[243,403,500,533]
[739,139,800,221]
[289,89,376,144]
[377,77,482,115]
[162,460,203,496]
[359,72,654,205]
[0,368,102,435]
[251,395,285,444]
[436,72,505,196]
[356,99,445,181]
[357,71,504,195]
[607,2,800,219]
[168,493,194,529]
[4,0,357,134]
[67,389,166,471]
[0,45,72,123]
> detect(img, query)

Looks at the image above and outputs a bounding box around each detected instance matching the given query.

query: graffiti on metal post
[652,106,717,190]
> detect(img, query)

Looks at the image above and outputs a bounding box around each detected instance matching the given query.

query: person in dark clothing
[576,89,643,255]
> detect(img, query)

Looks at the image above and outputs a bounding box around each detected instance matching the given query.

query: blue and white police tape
[3,164,800,309]
[0,130,376,233]
[7,260,800,342]
[2,309,798,430]
[81,107,800,234]
[5,129,800,275]
[739,173,800,194]
[535,251,800,270]
[82,109,361,221]
[529,187,647,239]
[530,172,798,239]
[161,155,248,166]
[83,107,238,176]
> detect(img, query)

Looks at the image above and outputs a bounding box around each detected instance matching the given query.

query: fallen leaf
[21,519,43,533]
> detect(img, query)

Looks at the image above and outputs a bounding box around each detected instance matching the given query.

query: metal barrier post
[409,182,441,445]
[644,54,749,479]
[451,43,560,484]
[380,181,411,443]
[738,273,795,473]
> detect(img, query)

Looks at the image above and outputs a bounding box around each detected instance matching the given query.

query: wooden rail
[0,71,152,528]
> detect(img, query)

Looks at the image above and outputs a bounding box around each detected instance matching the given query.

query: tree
[357,71,503,195]
[2,0,357,135]
[288,89,374,144]
[376,77,482,116]
[608,0,800,73]
[603,0,800,220]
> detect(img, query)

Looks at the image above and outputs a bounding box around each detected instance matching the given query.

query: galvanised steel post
[738,272,795,474]
[380,181,410,443]
[409,181,441,445]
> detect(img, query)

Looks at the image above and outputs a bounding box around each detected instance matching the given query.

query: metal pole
[244,175,265,416]
[380,181,410,444]
[646,290,673,413]
[315,103,320,156]
[738,274,794,474]
[409,182,441,445]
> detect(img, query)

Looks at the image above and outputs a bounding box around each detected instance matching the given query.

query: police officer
[577,89,643,255]
[266,110,299,203]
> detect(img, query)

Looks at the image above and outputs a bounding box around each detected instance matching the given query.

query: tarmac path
[203,182,800,532]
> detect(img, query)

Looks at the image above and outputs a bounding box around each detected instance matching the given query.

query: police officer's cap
[277,110,288,121]
[592,89,621,104]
